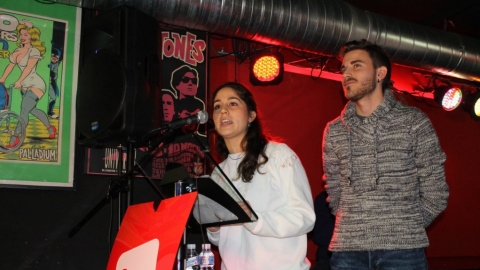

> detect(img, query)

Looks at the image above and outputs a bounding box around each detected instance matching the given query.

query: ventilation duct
[53,0,480,82]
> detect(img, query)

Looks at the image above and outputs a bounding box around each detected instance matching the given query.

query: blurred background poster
[0,2,80,188]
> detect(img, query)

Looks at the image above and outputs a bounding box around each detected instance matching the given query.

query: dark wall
[0,144,172,269]
[0,144,108,269]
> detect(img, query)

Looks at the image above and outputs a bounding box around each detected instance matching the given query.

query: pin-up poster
[86,26,208,180]
[0,1,80,187]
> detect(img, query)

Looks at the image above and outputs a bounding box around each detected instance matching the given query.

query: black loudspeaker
[76,5,161,147]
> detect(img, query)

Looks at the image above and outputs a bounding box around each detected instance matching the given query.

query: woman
[207,82,315,269]
[0,21,56,147]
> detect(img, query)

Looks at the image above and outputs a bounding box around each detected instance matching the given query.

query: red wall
[208,49,480,269]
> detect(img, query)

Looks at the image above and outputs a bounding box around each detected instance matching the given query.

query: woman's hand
[238,201,252,218]
[207,226,220,232]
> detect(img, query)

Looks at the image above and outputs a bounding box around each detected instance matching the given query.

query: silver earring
[247,122,251,127]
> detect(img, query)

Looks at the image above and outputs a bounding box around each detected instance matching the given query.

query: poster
[86,25,209,180]
[0,1,80,187]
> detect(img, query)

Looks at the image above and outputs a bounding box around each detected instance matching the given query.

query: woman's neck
[225,138,244,154]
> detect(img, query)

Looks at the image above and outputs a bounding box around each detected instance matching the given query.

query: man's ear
[377,66,387,81]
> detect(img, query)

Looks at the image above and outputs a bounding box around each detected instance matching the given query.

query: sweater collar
[341,89,397,126]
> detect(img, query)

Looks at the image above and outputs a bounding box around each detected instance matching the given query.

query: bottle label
[201,255,214,265]
[186,256,199,270]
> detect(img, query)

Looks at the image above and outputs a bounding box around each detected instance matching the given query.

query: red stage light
[250,52,284,86]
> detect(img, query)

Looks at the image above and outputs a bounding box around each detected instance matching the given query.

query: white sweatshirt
[207,142,315,270]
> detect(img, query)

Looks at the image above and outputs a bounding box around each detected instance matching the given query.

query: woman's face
[212,87,256,144]
[19,29,31,45]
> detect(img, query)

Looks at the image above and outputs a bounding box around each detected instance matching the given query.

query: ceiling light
[434,85,462,111]
[249,52,284,86]
[462,90,480,120]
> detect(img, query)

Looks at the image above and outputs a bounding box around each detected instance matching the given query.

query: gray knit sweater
[322,89,449,251]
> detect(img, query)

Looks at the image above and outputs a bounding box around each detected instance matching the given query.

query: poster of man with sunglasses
[170,65,205,120]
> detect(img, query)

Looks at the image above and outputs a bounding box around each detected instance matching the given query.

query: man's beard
[344,74,377,101]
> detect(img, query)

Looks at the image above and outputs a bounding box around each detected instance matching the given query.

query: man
[48,48,62,119]
[322,40,449,269]
[161,89,177,122]
[170,65,205,119]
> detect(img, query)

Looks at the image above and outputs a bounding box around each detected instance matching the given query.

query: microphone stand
[69,129,177,239]
[69,124,209,270]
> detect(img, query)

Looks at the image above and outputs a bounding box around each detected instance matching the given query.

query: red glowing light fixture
[249,52,284,86]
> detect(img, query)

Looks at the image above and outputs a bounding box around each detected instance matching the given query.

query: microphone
[166,110,209,130]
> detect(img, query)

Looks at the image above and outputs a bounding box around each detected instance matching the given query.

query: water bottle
[200,243,214,270]
[185,244,200,270]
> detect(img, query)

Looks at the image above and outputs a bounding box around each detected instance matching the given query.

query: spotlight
[434,85,462,111]
[462,91,480,120]
[249,52,284,86]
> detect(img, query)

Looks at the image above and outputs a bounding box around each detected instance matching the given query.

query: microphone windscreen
[197,110,208,124]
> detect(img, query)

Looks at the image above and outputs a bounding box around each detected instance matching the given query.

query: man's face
[162,93,175,121]
[176,71,198,97]
[341,49,377,101]
[51,54,59,63]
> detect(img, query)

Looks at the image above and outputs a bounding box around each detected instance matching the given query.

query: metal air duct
[53,0,480,82]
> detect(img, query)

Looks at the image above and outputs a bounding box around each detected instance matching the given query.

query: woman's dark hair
[212,82,268,182]
[340,39,392,91]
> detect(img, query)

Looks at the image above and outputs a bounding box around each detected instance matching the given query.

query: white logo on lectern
[116,239,159,270]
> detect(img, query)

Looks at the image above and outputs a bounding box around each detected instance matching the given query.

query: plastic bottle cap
[187,244,196,249]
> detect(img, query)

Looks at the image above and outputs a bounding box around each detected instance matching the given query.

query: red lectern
[106,192,198,270]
